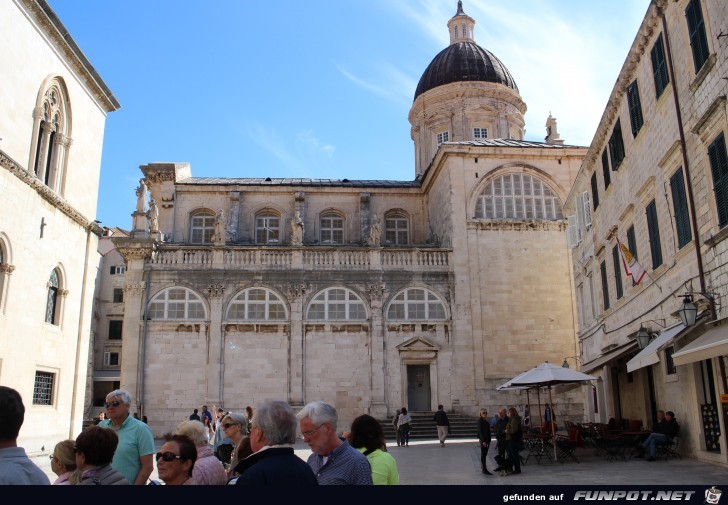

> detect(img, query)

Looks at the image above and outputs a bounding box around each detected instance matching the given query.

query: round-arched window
[227,288,287,321]
[307,288,367,321]
[148,287,206,320]
[387,288,448,321]
[475,173,563,220]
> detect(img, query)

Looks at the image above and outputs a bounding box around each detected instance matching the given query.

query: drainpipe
[69,225,95,438]
[660,6,711,306]
[138,266,151,417]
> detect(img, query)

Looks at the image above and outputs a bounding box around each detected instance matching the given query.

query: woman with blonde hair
[175,420,227,485]
[50,440,77,485]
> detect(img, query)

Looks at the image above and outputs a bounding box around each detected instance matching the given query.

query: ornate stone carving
[206,284,225,298]
[0,264,15,274]
[135,179,148,213]
[286,284,306,300]
[290,211,304,246]
[123,282,145,295]
[367,283,386,300]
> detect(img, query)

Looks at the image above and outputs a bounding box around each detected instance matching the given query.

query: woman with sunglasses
[220,413,251,479]
[175,420,227,485]
[156,434,197,485]
[74,426,129,485]
[49,440,76,485]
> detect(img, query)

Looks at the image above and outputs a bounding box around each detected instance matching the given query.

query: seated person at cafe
[636,410,679,461]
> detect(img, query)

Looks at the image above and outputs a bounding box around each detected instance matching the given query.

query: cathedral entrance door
[407,365,431,411]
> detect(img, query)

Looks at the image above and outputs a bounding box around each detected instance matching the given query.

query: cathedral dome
[414,41,519,99]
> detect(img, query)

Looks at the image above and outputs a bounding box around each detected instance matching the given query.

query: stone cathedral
[111,2,588,433]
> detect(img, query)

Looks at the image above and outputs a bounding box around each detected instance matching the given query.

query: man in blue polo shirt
[98,389,155,485]
[296,400,372,485]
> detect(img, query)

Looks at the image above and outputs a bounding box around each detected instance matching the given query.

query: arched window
[45,269,61,325]
[227,288,287,321]
[307,288,367,321]
[385,212,410,246]
[0,236,13,314]
[387,288,448,321]
[255,212,280,245]
[148,287,206,320]
[190,210,216,244]
[30,79,71,194]
[475,173,563,220]
[320,211,344,245]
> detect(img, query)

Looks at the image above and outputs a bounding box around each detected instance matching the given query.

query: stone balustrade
[147,246,451,272]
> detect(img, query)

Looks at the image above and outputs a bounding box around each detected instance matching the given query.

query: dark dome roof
[415,42,519,99]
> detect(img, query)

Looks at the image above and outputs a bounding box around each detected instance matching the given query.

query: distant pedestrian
[189,409,200,421]
[505,407,523,475]
[493,408,509,471]
[477,409,492,475]
[95,412,106,425]
[434,405,450,447]
[392,409,402,447]
[396,407,412,448]
[200,405,213,425]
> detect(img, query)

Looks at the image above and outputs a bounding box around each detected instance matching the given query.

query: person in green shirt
[346,414,400,485]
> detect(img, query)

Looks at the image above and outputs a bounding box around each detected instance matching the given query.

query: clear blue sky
[47,0,649,229]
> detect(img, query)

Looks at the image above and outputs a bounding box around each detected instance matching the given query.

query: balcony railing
[147,246,451,272]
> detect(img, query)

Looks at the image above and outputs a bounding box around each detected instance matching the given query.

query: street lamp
[678,295,698,327]
[562,356,580,369]
[635,326,652,350]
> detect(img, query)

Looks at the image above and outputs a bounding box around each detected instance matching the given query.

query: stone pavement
[40,436,727,485]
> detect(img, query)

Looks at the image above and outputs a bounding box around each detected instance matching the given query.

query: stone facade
[0,0,118,455]
[107,5,588,436]
[564,0,728,463]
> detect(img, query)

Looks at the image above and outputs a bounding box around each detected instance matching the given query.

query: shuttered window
[591,172,600,211]
[609,120,626,170]
[627,81,644,137]
[685,0,710,74]
[612,246,623,300]
[627,225,638,286]
[670,169,692,249]
[600,261,610,311]
[708,133,728,228]
[602,150,611,189]
[646,200,663,269]
[651,34,670,98]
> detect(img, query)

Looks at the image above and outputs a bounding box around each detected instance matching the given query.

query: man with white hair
[98,389,155,485]
[233,401,317,486]
[296,400,372,485]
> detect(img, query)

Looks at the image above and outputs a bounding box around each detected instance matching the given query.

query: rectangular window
[627,80,644,137]
[670,168,693,249]
[665,346,677,375]
[612,245,623,300]
[708,133,728,228]
[651,33,670,98]
[112,288,124,304]
[591,172,600,211]
[104,352,121,367]
[609,119,626,170]
[108,320,123,340]
[685,0,710,73]
[437,131,449,145]
[473,127,488,140]
[33,371,54,405]
[602,150,611,189]
[646,200,663,269]
[600,261,610,310]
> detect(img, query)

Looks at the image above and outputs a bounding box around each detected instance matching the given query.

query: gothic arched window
[190,210,216,244]
[226,288,288,321]
[255,212,280,245]
[30,79,71,194]
[307,288,367,321]
[148,287,207,320]
[475,173,563,220]
[386,288,448,321]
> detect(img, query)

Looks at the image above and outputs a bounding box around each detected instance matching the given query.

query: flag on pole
[616,237,646,285]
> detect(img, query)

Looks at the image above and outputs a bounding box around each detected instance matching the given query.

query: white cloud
[245,123,302,170]
[336,63,415,106]
[297,130,336,158]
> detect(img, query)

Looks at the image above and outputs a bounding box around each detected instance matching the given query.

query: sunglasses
[156,452,182,462]
[222,423,238,429]
[104,400,122,408]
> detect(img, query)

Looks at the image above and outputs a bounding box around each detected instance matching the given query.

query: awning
[672,324,728,366]
[92,370,121,381]
[626,323,686,373]
[580,341,638,373]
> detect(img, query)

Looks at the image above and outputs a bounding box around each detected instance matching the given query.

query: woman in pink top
[50,440,77,485]
[175,420,227,485]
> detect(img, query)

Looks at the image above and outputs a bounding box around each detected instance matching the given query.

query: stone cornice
[467,220,567,232]
[19,0,120,112]
[0,149,103,236]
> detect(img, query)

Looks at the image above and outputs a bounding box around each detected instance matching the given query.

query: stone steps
[380,412,479,440]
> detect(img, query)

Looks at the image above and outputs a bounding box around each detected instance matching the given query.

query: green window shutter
[708,133,728,228]
[646,200,663,269]
[591,172,600,210]
[627,81,644,137]
[612,245,623,300]
[602,150,611,188]
[600,261,610,310]
[685,0,710,73]
[670,169,692,249]
[651,34,669,98]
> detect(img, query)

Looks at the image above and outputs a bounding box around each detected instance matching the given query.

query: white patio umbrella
[497,374,544,432]
[506,362,597,460]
